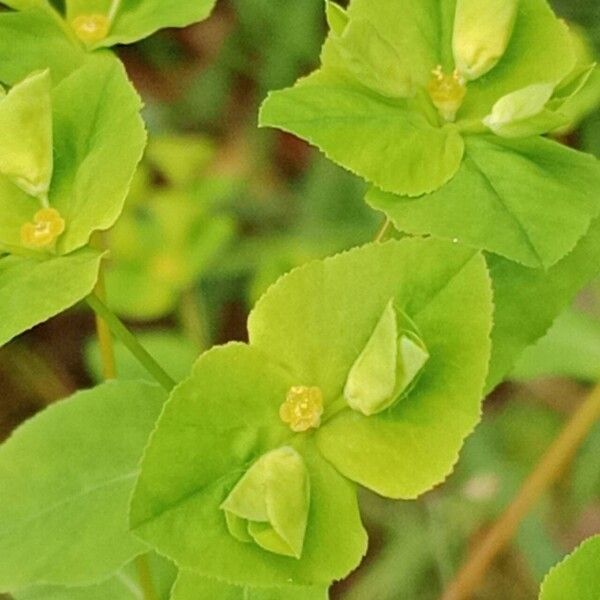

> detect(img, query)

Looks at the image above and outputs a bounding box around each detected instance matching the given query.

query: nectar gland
[21,208,65,249]
[71,14,110,44]
[427,65,467,122]
[280,386,324,433]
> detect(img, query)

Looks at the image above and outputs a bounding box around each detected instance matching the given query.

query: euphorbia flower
[260,0,584,198]
[130,238,493,587]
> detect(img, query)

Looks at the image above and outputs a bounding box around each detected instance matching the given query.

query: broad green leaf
[486,215,600,390]
[260,80,465,197]
[512,308,600,381]
[12,553,177,600]
[0,70,53,201]
[341,0,446,87]
[0,248,102,347]
[130,343,367,587]
[460,0,576,119]
[85,330,198,384]
[0,10,84,85]
[49,52,145,254]
[368,136,600,269]
[172,571,328,600]
[249,239,493,498]
[65,0,217,48]
[0,381,166,589]
[453,0,519,81]
[539,536,600,600]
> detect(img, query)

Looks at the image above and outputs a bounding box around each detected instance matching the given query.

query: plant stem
[374,217,393,243]
[93,273,117,381]
[86,292,176,392]
[441,384,600,600]
[91,275,159,600]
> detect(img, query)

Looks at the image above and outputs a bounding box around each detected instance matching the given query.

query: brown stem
[441,385,600,600]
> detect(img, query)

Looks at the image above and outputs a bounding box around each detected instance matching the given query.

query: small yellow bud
[279,386,324,433]
[71,14,110,45]
[427,66,467,122]
[20,207,65,248]
[151,254,186,285]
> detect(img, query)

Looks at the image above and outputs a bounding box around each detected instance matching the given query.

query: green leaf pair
[0,51,144,347]
[2,0,217,49]
[130,238,494,587]
[260,0,600,269]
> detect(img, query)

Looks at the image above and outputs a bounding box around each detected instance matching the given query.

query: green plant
[0,1,599,599]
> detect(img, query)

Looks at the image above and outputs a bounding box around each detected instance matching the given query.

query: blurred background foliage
[0,1,599,598]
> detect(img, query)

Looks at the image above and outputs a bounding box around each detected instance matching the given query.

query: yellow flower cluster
[71,14,110,44]
[279,386,324,433]
[20,208,65,249]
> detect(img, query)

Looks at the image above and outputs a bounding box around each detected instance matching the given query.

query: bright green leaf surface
[512,308,600,381]
[130,343,367,587]
[172,571,328,600]
[368,136,600,268]
[85,330,198,384]
[0,248,102,347]
[0,10,84,85]
[12,553,177,600]
[0,381,166,589]
[50,53,145,254]
[486,215,600,390]
[259,79,465,197]
[249,240,493,498]
[65,0,217,48]
[539,535,600,600]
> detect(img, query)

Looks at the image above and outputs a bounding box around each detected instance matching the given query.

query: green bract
[260,0,600,269]
[221,446,310,559]
[130,238,493,586]
[344,300,429,416]
[538,535,600,600]
[0,70,53,201]
[0,381,166,591]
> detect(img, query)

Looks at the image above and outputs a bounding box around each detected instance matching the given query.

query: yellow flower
[71,14,110,45]
[20,208,65,248]
[279,386,324,433]
[427,66,467,122]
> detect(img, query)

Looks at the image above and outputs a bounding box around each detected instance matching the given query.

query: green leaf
[85,330,198,384]
[65,0,217,48]
[130,343,367,587]
[0,70,53,201]
[260,79,465,197]
[0,380,166,589]
[50,53,146,254]
[172,571,328,600]
[0,248,102,347]
[249,239,493,498]
[512,308,600,381]
[0,10,84,85]
[12,553,177,600]
[486,215,600,390]
[368,136,600,269]
[539,535,600,600]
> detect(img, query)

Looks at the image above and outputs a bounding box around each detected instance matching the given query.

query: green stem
[374,217,393,243]
[91,276,160,600]
[179,288,208,350]
[86,292,176,392]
